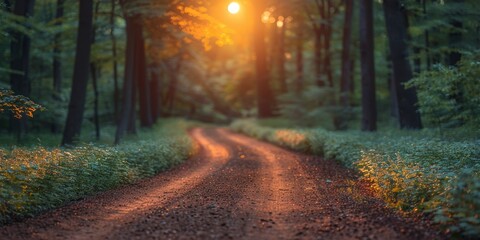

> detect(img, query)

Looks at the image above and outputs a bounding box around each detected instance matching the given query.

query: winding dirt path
[0,128,444,239]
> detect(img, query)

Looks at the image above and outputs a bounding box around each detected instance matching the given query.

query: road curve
[0,128,444,239]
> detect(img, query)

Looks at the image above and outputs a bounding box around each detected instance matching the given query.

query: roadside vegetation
[231,118,479,237]
[0,119,196,224]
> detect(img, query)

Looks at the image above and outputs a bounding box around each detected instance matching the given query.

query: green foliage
[0,90,45,119]
[0,119,196,224]
[231,119,480,237]
[407,53,480,128]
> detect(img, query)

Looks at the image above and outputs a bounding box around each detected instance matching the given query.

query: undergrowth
[231,119,480,237]
[0,119,197,224]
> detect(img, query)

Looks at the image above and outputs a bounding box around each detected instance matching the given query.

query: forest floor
[0,128,446,240]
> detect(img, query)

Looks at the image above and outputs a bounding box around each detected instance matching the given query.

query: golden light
[228,2,240,14]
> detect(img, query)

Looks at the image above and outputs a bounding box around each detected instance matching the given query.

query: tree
[9,0,35,138]
[62,0,94,145]
[253,4,275,118]
[110,0,120,124]
[359,0,376,131]
[383,0,422,129]
[340,0,353,108]
[51,0,65,133]
[136,22,153,128]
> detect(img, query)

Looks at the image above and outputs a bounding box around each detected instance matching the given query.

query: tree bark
[359,0,377,131]
[253,6,274,118]
[53,0,64,94]
[91,63,100,140]
[62,0,94,145]
[277,21,287,94]
[135,22,153,128]
[51,0,64,133]
[163,56,182,115]
[340,0,353,108]
[423,0,431,70]
[115,14,137,144]
[10,0,35,139]
[383,0,422,129]
[110,0,120,124]
[448,0,463,66]
[295,20,304,95]
[149,67,160,122]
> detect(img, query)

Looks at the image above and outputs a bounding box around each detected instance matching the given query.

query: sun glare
[228,2,240,15]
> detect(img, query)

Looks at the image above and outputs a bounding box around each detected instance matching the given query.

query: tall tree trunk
[253,6,274,118]
[422,0,431,70]
[90,1,101,140]
[163,56,182,115]
[359,0,377,131]
[448,0,463,66]
[62,0,94,145]
[10,0,35,139]
[135,22,153,127]
[90,63,100,140]
[295,20,304,95]
[115,15,137,144]
[110,0,119,124]
[383,0,422,129]
[336,0,354,130]
[149,67,160,122]
[277,20,287,94]
[323,0,333,88]
[52,0,64,94]
[51,0,64,133]
[340,0,353,108]
[314,30,324,87]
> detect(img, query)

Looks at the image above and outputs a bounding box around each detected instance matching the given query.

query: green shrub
[0,119,196,223]
[230,119,480,237]
[406,53,480,128]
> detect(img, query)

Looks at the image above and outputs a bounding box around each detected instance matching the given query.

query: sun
[228,2,240,15]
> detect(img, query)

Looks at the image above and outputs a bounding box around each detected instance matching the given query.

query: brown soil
[0,128,446,240]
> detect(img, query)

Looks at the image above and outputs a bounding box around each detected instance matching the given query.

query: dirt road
[0,128,444,239]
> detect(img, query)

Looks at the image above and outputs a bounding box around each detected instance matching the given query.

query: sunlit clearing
[228,2,240,14]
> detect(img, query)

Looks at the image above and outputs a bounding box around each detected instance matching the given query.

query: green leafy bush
[0,119,196,223]
[0,90,45,119]
[231,119,480,237]
[406,53,480,128]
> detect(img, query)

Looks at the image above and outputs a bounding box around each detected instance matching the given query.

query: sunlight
[228,2,240,14]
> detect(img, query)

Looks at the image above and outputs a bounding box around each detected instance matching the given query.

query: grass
[231,118,480,237]
[0,119,197,224]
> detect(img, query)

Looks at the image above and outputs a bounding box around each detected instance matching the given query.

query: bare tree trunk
[340,0,353,108]
[359,0,377,131]
[253,5,274,118]
[383,0,422,129]
[62,0,94,145]
[115,14,137,144]
[91,63,100,140]
[110,0,119,124]
[51,0,64,133]
[313,29,324,87]
[10,0,35,139]
[149,67,160,122]
[163,56,182,115]
[448,0,464,66]
[277,20,287,94]
[52,0,64,94]
[335,0,354,130]
[136,23,153,128]
[295,19,304,95]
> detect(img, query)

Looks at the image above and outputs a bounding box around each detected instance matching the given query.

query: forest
[0,0,479,239]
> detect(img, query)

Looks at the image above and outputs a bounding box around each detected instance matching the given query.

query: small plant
[0,90,45,119]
